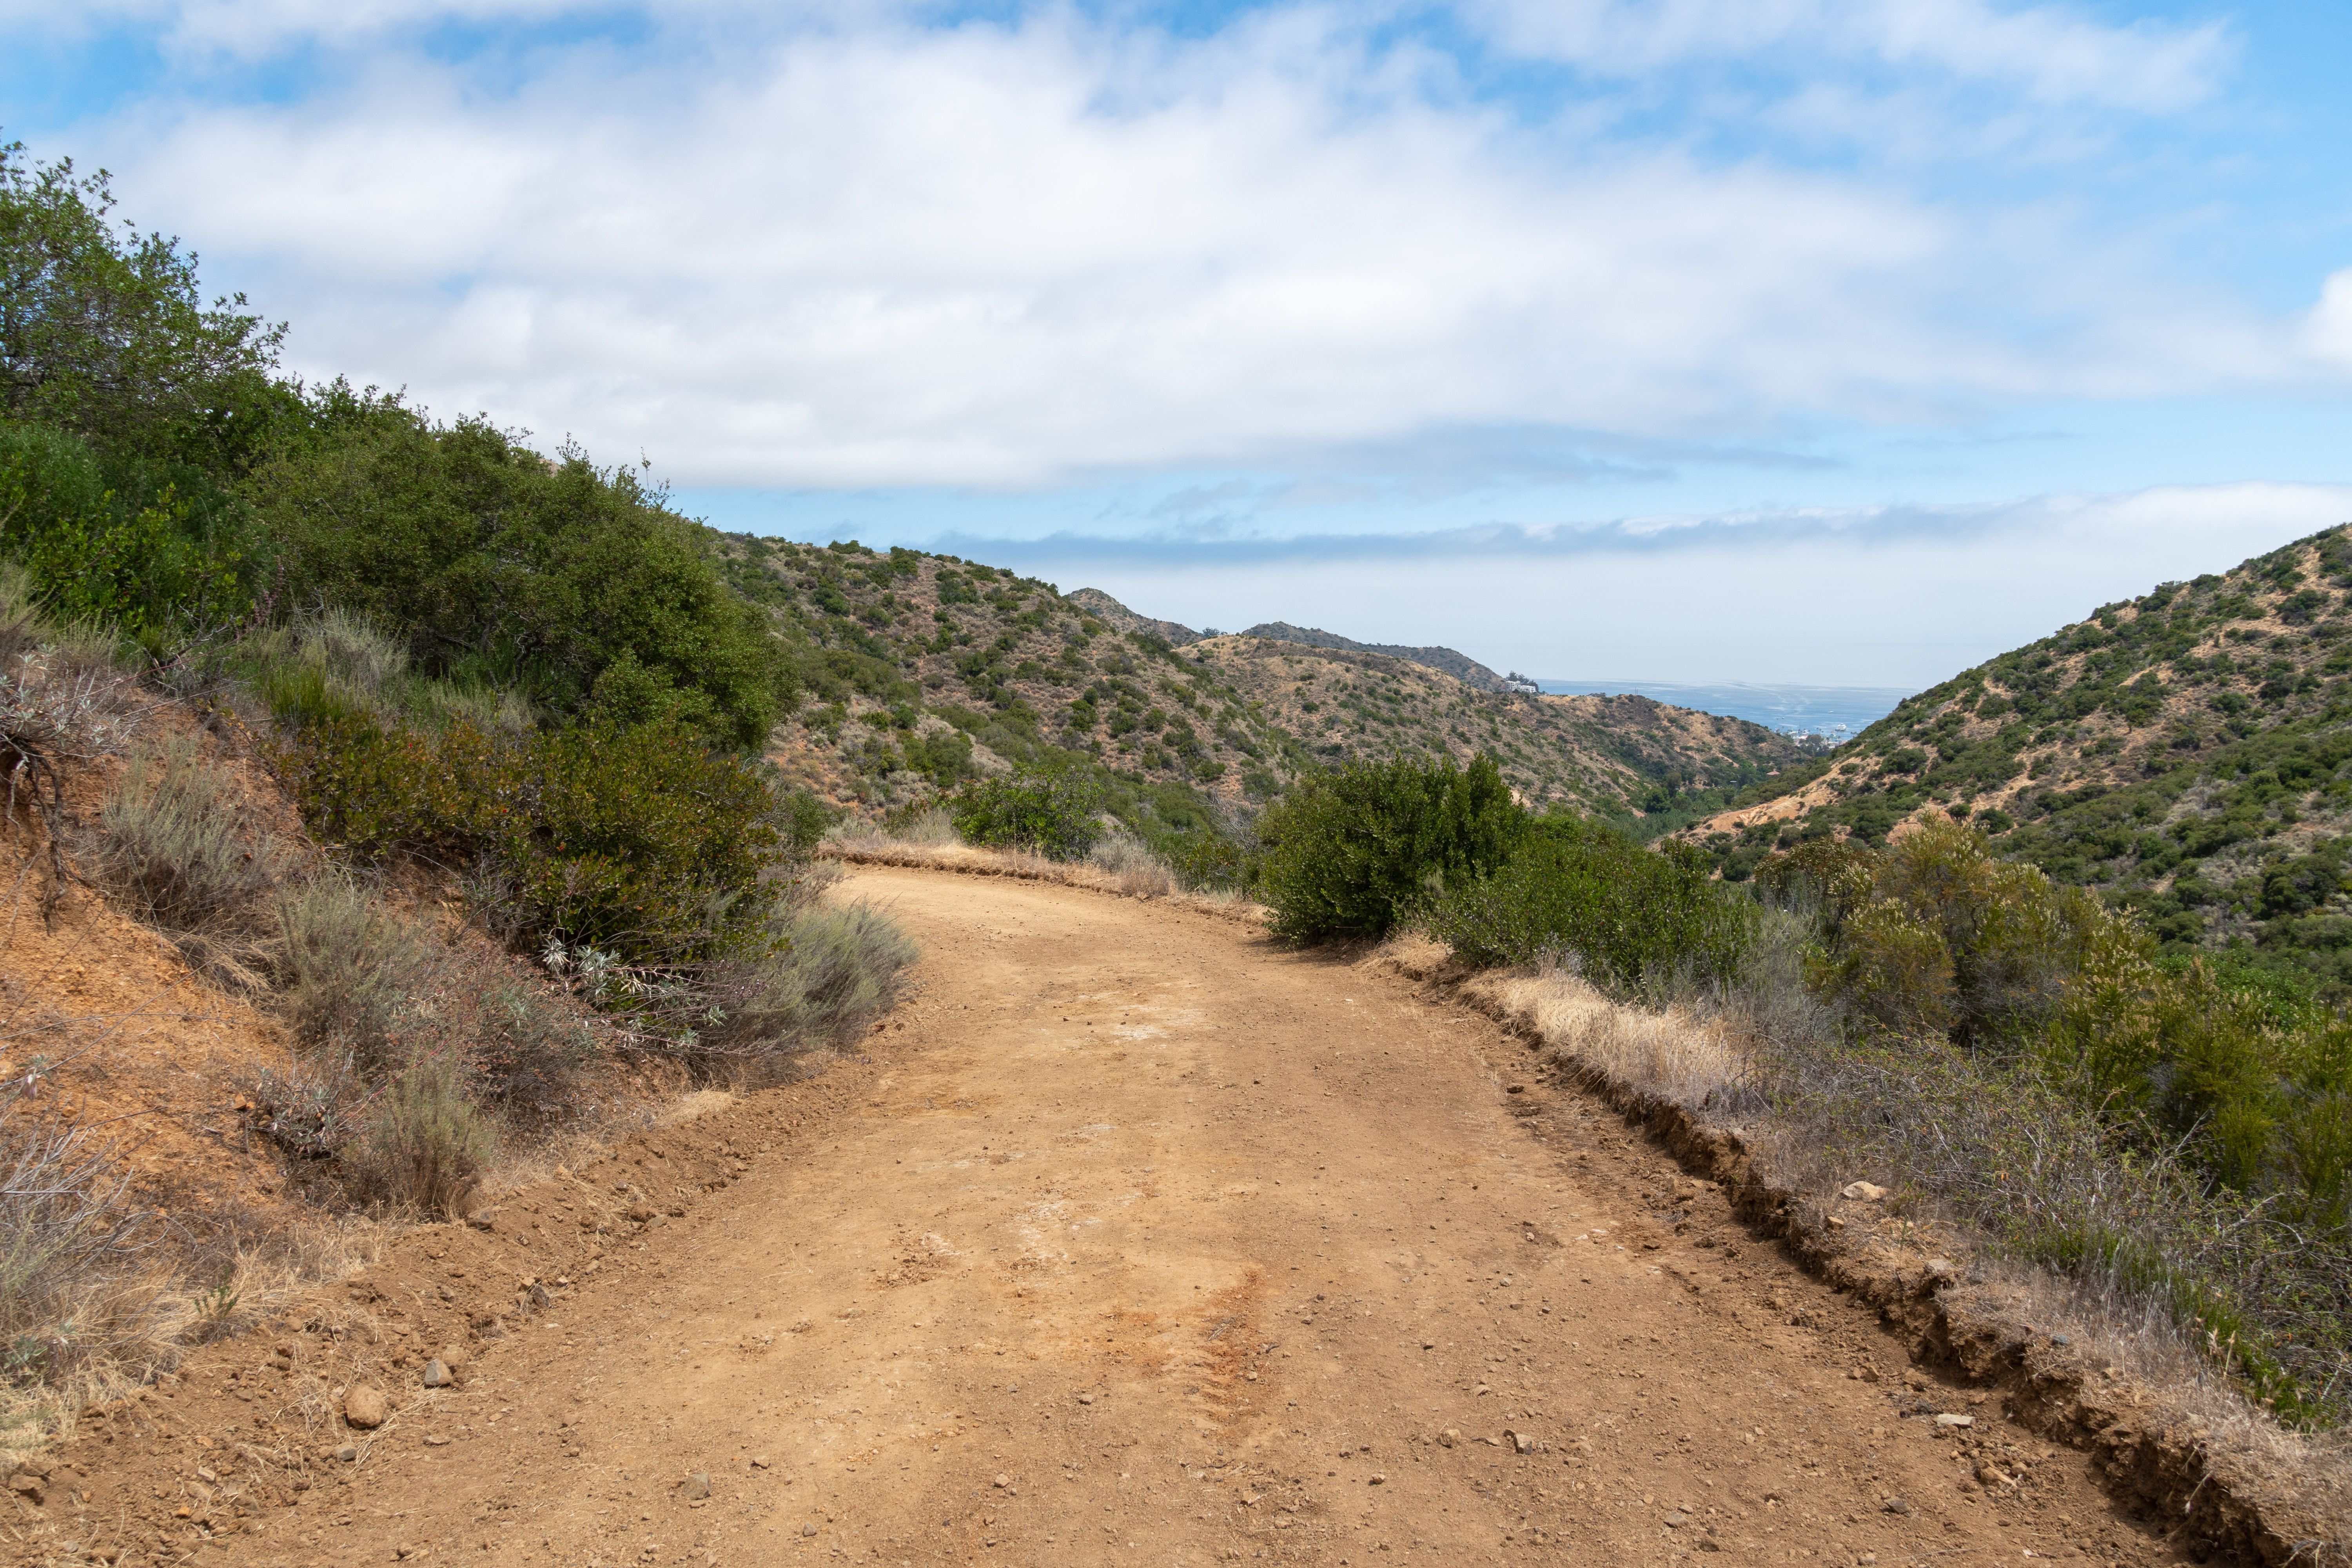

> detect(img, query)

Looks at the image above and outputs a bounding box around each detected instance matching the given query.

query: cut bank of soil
[25,867,2196,1566]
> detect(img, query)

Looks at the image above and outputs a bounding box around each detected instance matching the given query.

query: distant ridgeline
[1690,526,2352,998]
[1060,592,1510,691]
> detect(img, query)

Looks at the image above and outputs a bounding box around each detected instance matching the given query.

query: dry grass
[0,997,394,1454]
[1947,1258,2350,1510]
[1087,831,1178,899]
[1,572,149,925]
[1459,958,1754,1114]
[87,735,290,987]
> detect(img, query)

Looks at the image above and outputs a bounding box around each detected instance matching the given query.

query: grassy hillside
[1691,525,2352,997]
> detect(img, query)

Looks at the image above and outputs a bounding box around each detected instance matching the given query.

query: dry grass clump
[1088,831,1177,899]
[88,735,291,986]
[1464,961,1754,1114]
[1,571,146,920]
[680,900,920,1078]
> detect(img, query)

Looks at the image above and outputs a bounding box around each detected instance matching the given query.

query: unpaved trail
[49,868,2189,1567]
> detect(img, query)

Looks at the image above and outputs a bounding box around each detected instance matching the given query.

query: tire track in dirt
[24,867,2190,1566]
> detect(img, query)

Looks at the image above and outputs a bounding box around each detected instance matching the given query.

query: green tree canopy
[247,387,793,747]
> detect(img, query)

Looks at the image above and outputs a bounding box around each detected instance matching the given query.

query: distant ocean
[1537,680,1912,736]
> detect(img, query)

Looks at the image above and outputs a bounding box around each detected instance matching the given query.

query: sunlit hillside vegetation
[1694,529,2352,1003]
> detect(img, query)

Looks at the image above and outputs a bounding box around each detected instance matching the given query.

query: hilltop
[1062,590,1508,689]
[1232,620,1508,691]
[1690,524,2352,996]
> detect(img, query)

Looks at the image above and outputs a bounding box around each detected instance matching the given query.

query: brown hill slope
[1185,634,1804,821]
[704,535,1802,830]
[1062,586,1206,648]
[703,540,1310,810]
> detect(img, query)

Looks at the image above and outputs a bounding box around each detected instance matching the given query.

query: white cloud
[79,4,2292,490]
[2306,268,2352,373]
[1462,0,2232,111]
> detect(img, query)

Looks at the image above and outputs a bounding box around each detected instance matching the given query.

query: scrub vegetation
[0,143,918,1415]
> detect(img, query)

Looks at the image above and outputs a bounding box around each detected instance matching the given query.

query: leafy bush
[949,766,1102,860]
[275,714,786,964]
[1805,818,2122,1055]
[1256,753,1522,942]
[0,424,247,636]
[1429,817,1755,995]
[247,392,791,747]
[1753,815,2352,1419]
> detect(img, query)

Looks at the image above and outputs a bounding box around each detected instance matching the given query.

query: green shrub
[347,1053,495,1218]
[246,392,790,747]
[949,766,1102,860]
[0,424,247,636]
[1256,753,1522,942]
[274,714,786,964]
[1428,818,1754,995]
[1753,816,2352,1418]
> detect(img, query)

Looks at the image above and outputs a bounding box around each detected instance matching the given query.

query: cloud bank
[34,0,2323,495]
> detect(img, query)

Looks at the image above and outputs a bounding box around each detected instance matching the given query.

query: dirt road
[47,867,2185,1567]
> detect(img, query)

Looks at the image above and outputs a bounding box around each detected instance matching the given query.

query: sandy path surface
[48,867,2187,1567]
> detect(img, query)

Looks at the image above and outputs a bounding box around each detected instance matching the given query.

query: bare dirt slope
[34,869,2188,1567]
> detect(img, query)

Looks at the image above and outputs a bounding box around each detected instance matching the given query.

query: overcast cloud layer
[11,0,2352,684]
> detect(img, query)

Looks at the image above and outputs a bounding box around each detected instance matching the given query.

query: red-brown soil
[15,867,2197,1566]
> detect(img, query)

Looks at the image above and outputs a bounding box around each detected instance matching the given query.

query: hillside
[1185,633,1805,824]
[706,538,1806,831]
[1062,590,1508,689]
[701,538,1312,815]
[1062,587,1207,649]
[1690,525,2352,995]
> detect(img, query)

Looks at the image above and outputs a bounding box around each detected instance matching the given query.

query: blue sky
[8,0,2351,687]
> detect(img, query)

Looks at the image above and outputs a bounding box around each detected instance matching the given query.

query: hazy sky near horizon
[11,0,2352,687]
